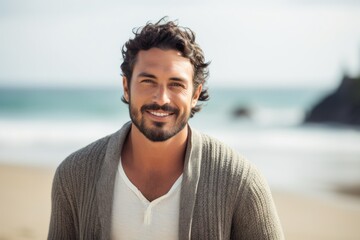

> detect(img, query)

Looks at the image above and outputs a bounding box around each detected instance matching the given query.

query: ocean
[1,87,360,195]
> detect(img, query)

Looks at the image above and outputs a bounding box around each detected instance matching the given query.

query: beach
[1,87,360,239]
[0,164,53,240]
[1,163,360,240]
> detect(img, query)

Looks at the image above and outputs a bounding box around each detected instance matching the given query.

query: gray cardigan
[48,122,284,239]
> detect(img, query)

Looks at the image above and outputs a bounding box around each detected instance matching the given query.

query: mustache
[141,103,179,114]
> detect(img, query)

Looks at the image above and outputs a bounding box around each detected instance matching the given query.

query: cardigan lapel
[96,122,131,240]
[96,122,202,239]
[179,127,202,240]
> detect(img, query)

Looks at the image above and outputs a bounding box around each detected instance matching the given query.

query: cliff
[304,74,360,126]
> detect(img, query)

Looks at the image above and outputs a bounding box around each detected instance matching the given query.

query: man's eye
[141,79,154,83]
[170,82,185,88]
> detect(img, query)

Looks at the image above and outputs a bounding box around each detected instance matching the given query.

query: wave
[1,118,360,192]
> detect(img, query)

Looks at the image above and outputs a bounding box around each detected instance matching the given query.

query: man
[48,18,284,239]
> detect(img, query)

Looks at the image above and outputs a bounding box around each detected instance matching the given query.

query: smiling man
[48,18,284,239]
[125,48,199,143]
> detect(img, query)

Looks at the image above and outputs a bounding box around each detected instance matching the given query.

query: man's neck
[120,123,188,201]
[126,123,188,171]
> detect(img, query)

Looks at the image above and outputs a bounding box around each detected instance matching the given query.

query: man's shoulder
[57,122,131,174]
[192,129,251,171]
[57,134,112,175]
[195,130,245,160]
[195,131,274,194]
[191,129,260,198]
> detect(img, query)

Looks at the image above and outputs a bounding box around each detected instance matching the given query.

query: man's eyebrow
[137,72,157,79]
[169,77,186,82]
[137,72,186,82]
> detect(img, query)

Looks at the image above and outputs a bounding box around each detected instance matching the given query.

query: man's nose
[153,85,170,105]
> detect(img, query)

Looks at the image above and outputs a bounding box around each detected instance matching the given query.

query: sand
[0,164,54,240]
[0,164,360,240]
[273,191,360,240]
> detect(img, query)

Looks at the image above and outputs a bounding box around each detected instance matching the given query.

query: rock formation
[232,106,251,119]
[304,73,360,126]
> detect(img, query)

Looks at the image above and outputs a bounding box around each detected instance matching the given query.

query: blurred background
[1,0,360,239]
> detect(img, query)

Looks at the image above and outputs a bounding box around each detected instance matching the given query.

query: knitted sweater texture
[48,122,284,239]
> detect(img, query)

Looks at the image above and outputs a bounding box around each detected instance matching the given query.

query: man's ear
[122,76,130,102]
[192,84,202,108]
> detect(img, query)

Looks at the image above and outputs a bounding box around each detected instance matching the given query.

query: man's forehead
[136,48,185,62]
[133,48,193,75]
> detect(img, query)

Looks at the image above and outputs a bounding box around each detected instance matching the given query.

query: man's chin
[151,120,167,128]
[130,114,188,142]
[143,129,173,142]
[141,123,185,142]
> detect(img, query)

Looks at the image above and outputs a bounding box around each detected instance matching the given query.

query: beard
[129,102,190,142]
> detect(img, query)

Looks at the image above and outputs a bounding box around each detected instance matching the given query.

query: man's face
[123,48,201,142]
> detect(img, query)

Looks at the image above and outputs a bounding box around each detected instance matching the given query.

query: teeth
[150,111,170,117]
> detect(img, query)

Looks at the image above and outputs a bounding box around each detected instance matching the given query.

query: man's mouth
[141,104,179,117]
[149,111,172,117]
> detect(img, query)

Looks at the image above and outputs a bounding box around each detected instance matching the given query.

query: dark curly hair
[120,17,210,117]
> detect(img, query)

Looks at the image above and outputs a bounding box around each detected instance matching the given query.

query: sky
[1,0,360,89]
